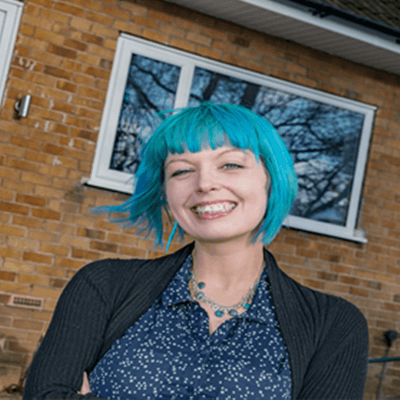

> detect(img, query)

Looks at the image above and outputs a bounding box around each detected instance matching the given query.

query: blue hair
[93,102,298,249]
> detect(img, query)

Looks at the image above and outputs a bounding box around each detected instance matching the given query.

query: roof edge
[286,0,400,43]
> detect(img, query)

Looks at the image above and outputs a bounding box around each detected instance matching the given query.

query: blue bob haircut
[93,102,298,250]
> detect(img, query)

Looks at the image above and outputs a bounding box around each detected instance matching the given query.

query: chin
[191,231,257,245]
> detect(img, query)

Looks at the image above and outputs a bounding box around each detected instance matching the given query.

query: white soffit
[165,0,400,75]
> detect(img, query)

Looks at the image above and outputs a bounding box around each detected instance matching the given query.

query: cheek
[165,182,186,212]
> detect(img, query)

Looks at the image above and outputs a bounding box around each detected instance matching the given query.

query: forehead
[165,146,252,165]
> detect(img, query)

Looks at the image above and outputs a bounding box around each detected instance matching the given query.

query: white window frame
[0,0,23,108]
[89,34,376,243]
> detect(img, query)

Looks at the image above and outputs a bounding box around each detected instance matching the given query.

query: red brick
[71,248,100,260]
[0,188,15,201]
[23,252,53,264]
[77,227,105,240]
[382,302,400,312]
[119,2,147,15]
[70,127,97,141]
[12,215,44,229]
[31,208,61,221]
[37,164,68,178]
[213,40,237,54]
[48,44,78,59]
[18,273,49,286]
[89,24,118,43]
[54,2,84,17]
[13,318,43,331]
[32,286,62,299]
[82,65,110,79]
[349,286,370,297]
[56,80,78,93]
[16,194,46,207]
[42,143,65,155]
[73,73,95,86]
[24,151,52,165]
[30,108,64,122]
[0,294,11,304]
[43,65,73,79]
[54,257,85,270]
[81,32,103,45]
[142,30,168,44]
[64,115,86,128]
[78,86,105,99]
[119,246,147,258]
[0,271,16,282]
[39,243,69,256]
[34,28,65,45]
[158,23,185,40]
[49,277,68,288]
[51,101,74,114]
[90,240,118,253]
[102,5,129,20]
[85,11,113,26]
[65,38,87,51]
[340,276,360,285]
[0,202,29,215]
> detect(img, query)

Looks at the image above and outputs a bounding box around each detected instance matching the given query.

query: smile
[192,202,237,215]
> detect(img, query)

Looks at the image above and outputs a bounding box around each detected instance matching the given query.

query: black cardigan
[24,243,369,400]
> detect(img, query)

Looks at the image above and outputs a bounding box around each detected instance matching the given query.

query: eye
[170,169,193,177]
[222,163,243,170]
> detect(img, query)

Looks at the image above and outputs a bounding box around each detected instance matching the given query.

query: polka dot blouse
[89,255,291,399]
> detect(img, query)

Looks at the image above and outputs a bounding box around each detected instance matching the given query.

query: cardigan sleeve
[296,298,369,400]
[23,260,114,400]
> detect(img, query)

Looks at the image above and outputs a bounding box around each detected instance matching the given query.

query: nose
[196,168,220,193]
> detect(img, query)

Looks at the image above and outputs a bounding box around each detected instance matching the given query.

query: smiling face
[165,146,270,245]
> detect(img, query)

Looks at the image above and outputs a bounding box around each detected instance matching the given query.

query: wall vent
[7,294,44,310]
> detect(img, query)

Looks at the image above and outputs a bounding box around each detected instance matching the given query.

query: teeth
[194,202,236,214]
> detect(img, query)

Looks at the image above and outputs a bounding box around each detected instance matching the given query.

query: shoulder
[65,258,145,295]
[264,248,368,397]
[64,243,195,304]
[264,248,368,343]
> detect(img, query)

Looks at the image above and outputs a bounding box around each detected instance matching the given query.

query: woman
[24,103,368,399]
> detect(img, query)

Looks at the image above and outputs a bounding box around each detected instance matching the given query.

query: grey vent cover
[7,294,44,310]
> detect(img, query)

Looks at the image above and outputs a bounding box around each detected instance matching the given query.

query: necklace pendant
[195,291,204,300]
[229,309,238,317]
[215,309,225,318]
[198,282,205,289]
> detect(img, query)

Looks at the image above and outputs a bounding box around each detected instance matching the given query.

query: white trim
[284,215,367,243]
[344,110,374,233]
[0,0,23,109]
[240,0,400,55]
[165,0,400,74]
[89,35,375,243]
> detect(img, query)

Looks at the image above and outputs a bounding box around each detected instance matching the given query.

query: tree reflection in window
[110,54,180,173]
[188,67,365,226]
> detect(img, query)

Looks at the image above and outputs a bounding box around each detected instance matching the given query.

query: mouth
[192,201,237,215]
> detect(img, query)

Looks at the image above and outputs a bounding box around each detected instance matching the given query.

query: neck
[191,239,265,290]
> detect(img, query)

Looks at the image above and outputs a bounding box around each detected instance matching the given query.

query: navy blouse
[89,255,291,399]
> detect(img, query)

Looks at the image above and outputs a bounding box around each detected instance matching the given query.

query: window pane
[189,67,365,226]
[110,54,181,173]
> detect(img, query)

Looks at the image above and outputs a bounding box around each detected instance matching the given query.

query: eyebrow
[165,148,247,168]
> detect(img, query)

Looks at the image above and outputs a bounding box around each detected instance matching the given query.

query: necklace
[189,265,263,318]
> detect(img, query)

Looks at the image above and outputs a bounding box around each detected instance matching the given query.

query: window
[0,0,23,108]
[89,34,375,243]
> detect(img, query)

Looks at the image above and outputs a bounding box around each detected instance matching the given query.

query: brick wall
[0,0,399,397]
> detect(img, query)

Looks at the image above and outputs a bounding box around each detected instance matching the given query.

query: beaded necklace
[189,265,264,318]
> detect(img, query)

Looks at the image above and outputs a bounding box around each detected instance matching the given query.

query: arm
[23,262,112,400]
[297,302,369,400]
